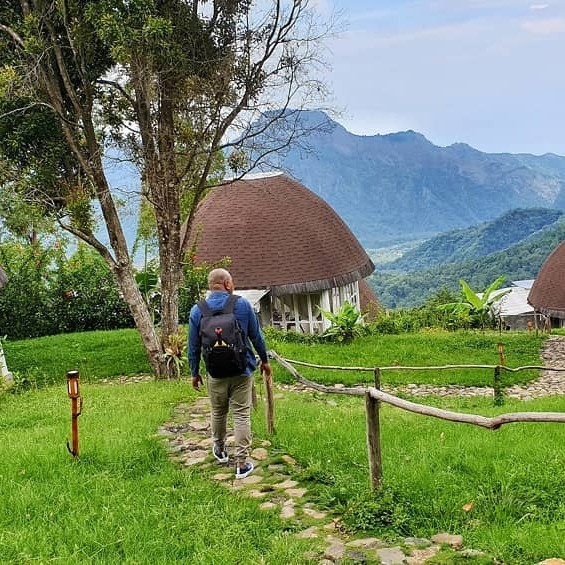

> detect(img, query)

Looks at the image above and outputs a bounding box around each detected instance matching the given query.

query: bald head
[208,268,234,292]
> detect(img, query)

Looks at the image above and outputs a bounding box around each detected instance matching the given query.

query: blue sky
[316,0,565,156]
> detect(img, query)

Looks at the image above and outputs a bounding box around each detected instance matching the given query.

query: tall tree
[0,0,332,377]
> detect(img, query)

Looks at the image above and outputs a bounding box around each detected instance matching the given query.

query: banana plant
[439,276,511,329]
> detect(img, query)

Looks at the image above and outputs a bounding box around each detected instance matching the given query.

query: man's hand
[192,374,204,391]
[260,361,272,378]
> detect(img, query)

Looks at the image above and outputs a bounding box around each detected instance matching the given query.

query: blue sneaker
[235,461,254,479]
[212,443,229,464]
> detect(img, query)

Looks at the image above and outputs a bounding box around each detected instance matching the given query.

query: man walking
[188,268,272,479]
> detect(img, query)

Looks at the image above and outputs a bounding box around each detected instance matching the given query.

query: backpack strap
[198,299,212,317]
[198,294,240,316]
[223,294,240,314]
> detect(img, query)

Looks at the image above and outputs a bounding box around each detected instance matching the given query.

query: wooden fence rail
[268,350,565,490]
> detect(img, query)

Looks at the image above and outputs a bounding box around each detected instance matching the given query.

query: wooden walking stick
[263,363,275,435]
[66,370,83,458]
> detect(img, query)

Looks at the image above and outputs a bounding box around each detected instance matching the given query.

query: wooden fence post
[263,367,275,435]
[366,368,382,490]
[493,365,504,407]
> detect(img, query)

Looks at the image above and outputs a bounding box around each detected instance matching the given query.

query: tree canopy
[0,0,333,376]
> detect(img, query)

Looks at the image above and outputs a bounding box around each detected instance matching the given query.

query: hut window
[329,282,361,314]
[271,293,324,334]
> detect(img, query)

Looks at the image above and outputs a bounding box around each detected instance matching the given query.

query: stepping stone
[187,449,208,458]
[406,546,440,564]
[251,448,269,460]
[280,505,296,519]
[431,533,463,549]
[295,526,319,539]
[281,455,296,465]
[188,421,209,432]
[198,438,213,447]
[376,546,407,565]
[347,537,385,550]
[184,457,206,466]
[303,508,327,520]
[273,479,298,489]
[324,541,345,561]
[285,488,307,498]
[240,474,263,485]
[212,473,233,481]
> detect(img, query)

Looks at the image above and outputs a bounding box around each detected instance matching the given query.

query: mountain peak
[379,130,430,144]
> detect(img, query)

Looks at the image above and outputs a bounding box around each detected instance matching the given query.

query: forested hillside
[384,208,563,272]
[369,215,565,308]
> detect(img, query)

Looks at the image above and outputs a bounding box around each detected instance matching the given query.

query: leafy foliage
[52,244,134,333]
[321,302,365,344]
[0,240,133,339]
[439,276,510,330]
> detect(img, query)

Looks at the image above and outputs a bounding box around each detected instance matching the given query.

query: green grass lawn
[268,330,545,388]
[0,382,317,564]
[1,329,564,564]
[255,392,565,564]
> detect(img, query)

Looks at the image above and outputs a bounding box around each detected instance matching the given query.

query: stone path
[276,335,565,401]
[386,335,565,400]
[157,397,495,564]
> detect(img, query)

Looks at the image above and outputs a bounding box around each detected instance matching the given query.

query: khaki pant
[207,374,252,463]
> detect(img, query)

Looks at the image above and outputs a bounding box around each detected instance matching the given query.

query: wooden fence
[267,350,565,491]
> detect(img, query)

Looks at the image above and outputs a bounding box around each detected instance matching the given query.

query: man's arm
[243,300,272,376]
[188,305,203,389]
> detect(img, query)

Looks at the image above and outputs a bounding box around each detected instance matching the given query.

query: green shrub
[52,244,134,333]
[342,487,414,534]
[0,242,59,338]
[0,240,133,339]
[321,301,365,343]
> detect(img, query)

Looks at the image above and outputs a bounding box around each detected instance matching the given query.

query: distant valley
[368,208,565,308]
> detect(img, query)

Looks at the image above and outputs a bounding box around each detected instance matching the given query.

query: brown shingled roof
[189,173,374,294]
[528,240,565,316]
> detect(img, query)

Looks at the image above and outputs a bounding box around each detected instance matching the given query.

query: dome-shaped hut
[187,172,377,333]
[528,241,565,329]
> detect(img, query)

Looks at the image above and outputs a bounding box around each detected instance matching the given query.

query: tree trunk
[114,263,168,378]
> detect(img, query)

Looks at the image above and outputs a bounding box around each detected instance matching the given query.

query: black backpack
[198,294,247,378]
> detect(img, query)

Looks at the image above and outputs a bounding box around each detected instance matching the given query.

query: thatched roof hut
[188,172,377,332]
[528,241,565,325]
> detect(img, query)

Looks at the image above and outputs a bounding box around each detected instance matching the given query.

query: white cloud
[522,17,565,33]
[530,4,550,10]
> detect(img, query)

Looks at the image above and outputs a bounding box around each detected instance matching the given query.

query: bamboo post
[263,366,275,435]
[66,370,82,458]
[366,368,382,490]
[497,342,506,367]
[493,365,504,407]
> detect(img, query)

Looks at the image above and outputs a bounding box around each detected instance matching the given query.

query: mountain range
[269,111,565,248]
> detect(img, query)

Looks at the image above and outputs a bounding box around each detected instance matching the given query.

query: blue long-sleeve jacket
[188,291,268,377]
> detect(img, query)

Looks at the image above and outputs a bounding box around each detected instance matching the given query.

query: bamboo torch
[66,370,83,458]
